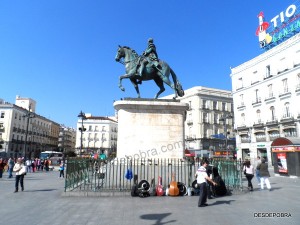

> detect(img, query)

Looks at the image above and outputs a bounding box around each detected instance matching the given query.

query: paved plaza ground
[0,168,300,225]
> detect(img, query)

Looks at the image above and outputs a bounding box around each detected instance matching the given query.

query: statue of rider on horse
[115,38,184,99]
[137,38,163,83]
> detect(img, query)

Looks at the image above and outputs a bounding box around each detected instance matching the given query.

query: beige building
[164,86,235,158]
[58,126,76,153]
[0,96,60,159]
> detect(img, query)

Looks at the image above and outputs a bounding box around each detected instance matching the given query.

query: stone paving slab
[0,169,299,225]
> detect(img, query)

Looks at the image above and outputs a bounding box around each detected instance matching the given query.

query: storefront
[257,144,268,162]
[242,149,250,160]
[271,137,300,177]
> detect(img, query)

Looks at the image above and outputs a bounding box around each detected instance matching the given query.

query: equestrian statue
[115,38,184,99]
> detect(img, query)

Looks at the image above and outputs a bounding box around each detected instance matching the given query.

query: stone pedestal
[113,98,188,159]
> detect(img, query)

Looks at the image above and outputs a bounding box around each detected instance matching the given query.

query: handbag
[20,165,27,175]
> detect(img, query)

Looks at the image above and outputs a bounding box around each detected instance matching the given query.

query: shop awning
[184,149,195,157]
[271,137,300,146]
[271,137,300,152]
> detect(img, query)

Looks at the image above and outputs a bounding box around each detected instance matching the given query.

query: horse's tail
[170,68,184,97]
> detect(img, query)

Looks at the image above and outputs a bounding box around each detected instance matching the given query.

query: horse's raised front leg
[119,74,133,92]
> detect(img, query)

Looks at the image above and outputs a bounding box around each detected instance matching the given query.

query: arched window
[268,84,273,98]
[256,109,261,123]
[282,78,288,93]
[270,106,275,121]
[241,113,245,126]
[284,102,290,118]
[240,94,244,106]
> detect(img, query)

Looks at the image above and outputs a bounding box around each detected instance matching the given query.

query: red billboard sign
[277,153,288,173]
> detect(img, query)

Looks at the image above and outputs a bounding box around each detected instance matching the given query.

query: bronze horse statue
[115,45,184,99]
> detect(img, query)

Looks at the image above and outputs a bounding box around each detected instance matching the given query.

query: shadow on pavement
[22,178,43,181]
[140,212,176,225]
[25,189,58,192]
[210,200,235,206]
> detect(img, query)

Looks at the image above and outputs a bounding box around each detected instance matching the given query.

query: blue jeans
[8,168,13,178]
[256,170,261,183]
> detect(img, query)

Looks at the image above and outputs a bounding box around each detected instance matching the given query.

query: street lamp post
[78,111,86,156]
[219,113,233,159]
[23,105,35,159]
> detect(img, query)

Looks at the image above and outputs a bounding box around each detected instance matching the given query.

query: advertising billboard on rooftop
[256,1,300,50]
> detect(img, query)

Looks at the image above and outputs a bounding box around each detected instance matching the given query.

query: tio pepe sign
[256,2,300,49]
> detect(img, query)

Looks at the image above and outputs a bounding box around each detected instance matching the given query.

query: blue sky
[0,0,294,127]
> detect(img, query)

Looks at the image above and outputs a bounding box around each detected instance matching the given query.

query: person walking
[13,158,26,193]
[8,157,15,178]
[195,159,217,207]
[31,159,36,172]
[40,159,44,171]
[44,158,49,171]
[25,158,32,173]
[59,162,64,178]
[36,158,41,171]
[0,158,6,178]
[257,157,271,191]
[255,156,261,185]
[243,160,254,191]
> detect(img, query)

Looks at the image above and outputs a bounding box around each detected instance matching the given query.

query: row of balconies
[12,127,49,137]
[237,87,299,109]
[85,128,118,133]
[200,105,233,113]
[10,139,49,145]
[187,119,233,125]
[238,115,298,129]
[82,137,117,142]
[240,132,297,143]
[236,63,300,91]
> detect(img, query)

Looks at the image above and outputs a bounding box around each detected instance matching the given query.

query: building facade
[76,114,118,157]
[0,96,60,159]
[230,33,300,164]
[58,126,76,153]
[164,86,235,158]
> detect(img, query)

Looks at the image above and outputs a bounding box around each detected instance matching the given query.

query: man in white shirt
[195,159,217,207]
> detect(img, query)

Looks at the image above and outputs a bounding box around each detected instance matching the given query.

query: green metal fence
[211,158,243,191]
[64,157,243,193]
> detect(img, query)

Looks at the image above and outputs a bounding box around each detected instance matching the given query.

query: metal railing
[65,157,243,194]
